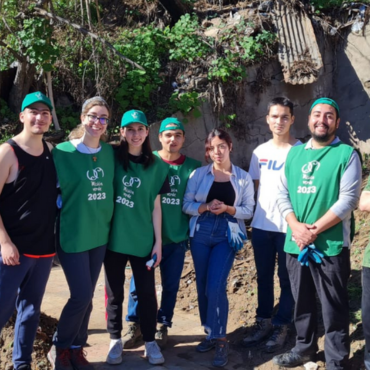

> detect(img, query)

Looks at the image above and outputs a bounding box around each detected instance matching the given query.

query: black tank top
[0,139,58,255]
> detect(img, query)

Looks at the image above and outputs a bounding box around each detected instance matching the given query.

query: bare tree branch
[0,40,25,62]
[33,7,145,70]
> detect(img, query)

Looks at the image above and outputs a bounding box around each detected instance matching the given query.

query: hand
[207,199,225,215]
[151,242,162,268]
[1,241,20,266]
[291,222,317,250]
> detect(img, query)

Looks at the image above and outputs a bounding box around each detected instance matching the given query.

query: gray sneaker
[144,341,165,365]
[212,340,229,367]
[241,318,272,348]
[265,325,288,353]
[122,323,143,349]
[155,325,168,349]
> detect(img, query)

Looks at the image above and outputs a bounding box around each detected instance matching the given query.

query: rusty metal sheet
[273,1,323,85]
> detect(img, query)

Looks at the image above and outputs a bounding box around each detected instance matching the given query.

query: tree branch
[33,7,145,70]
[0,40,25,62]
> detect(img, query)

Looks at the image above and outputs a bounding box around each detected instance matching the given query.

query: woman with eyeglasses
[49,97,115,370]
[183,128,255,368]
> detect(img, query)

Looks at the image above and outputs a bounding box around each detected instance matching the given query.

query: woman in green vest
[105,109,169,366]
[49,97,115,370]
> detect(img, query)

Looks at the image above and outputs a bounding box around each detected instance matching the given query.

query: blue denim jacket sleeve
[182,164,213,216]
[183,163,255,237]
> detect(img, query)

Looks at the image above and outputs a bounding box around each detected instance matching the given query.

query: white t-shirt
[249,139,301,233]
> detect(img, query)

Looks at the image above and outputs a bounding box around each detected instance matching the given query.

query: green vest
[284,142,353,256]
[363,176,370,267]
[108,156,169,257]
[154,152,201,245]
[53,141,115,253]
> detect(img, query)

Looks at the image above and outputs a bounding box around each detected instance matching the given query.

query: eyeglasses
[208,144,228,153]
[86,114,110,125]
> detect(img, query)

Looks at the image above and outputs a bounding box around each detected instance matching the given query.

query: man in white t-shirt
[241,97,301,352]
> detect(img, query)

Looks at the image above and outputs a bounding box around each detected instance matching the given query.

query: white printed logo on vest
[301,160,320,174]
[298,160,320,194]
[169,175,181,186]
[86,167,105,180]
[122,175,141,188]
[86,168,105,201]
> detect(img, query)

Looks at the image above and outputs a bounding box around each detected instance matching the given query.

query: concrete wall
[334,26,370,153]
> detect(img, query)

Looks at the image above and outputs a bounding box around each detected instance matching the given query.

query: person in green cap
[48,96,115,370]
[105,109,170,366]
[121,117,201,350]
[273,98,362,369]
[358,184,370,370]
[0,91,57,370]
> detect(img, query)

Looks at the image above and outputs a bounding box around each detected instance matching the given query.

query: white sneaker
[106,338,123,365]
[144,341,165,365]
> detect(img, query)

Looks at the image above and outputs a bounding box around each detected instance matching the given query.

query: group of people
[0,91,369,370]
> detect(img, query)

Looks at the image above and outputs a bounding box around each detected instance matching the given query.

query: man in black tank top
[0,92,57,370]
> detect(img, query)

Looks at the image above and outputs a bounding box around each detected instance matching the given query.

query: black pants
[286,248,350,370]
[362,267,370,370]
[104,249,157,342]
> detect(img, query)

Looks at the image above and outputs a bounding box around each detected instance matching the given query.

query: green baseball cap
[159,117,185,133]
[121,109,148,127]
[21,91,53,112]
[309,98,340,118]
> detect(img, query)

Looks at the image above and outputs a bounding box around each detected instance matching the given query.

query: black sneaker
[212,340,229,367]
[273,350,315,368]
[17,365,31,370]
[155,324,168,349]
[241,318,272,348]
[196,338,216,353]
[265,325,288,353]
[122,323,143,349]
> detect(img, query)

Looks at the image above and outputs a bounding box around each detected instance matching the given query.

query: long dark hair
[116,130,154,171]
[204,128,233,163]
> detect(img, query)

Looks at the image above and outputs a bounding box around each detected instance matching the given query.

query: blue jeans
[190,212,235,340]
[252,228,294,325]
[126,241,187,327]
[54,244,106,348]
[0,254,53,370]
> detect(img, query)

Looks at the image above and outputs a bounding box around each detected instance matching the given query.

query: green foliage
[18,18,59,71]
[114,26,168,111]
[165,14,211,62]
[220,113,237,128]
[55,107,80,133]
[240,30,276,61]
[208,51,246,82]
[168,91,203,122]
[0,99,17,124]
[310,0,370,10]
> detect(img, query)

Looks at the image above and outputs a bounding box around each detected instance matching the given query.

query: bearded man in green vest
[273,98,362,369]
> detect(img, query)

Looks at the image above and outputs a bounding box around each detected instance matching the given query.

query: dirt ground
[1,172,370,370]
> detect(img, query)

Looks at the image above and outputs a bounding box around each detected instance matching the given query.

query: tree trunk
[9,61,36,113]
[46,71,61,130]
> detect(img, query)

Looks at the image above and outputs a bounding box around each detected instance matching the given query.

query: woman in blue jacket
[183,128,254,368]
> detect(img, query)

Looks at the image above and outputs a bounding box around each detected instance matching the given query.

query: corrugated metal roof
[273,1,323,85]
